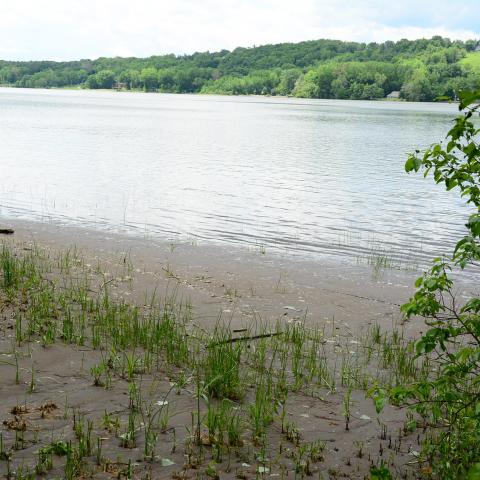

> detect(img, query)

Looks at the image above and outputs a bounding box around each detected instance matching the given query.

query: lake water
[0,87,468,267]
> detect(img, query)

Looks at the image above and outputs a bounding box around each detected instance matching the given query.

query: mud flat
[0,218,443,479]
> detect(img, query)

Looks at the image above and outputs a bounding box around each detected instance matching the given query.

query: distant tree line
[0,37,479,101]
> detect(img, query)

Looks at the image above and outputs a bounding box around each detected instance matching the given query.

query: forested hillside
[1,37,479,101]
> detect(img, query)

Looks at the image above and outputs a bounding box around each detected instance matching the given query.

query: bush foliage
[375,90,480,479]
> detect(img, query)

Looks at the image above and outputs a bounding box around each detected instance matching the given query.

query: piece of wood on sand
[0,228,14,235]
[207,332,283,347]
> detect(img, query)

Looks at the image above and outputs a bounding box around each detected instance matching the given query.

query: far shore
[3,84,458,103]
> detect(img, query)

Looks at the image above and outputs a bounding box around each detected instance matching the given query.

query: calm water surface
[0,88,468,267]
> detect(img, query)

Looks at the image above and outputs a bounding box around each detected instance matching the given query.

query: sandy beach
[0,218,439,478]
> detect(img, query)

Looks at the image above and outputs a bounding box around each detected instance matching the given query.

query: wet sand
[0,217,424,334]
[0,217,438,478]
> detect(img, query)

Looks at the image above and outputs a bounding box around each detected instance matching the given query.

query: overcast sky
[1,0,479,61]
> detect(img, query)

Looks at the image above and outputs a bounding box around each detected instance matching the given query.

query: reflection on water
[0,88,468,267]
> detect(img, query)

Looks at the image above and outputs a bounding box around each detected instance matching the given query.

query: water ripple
[0,88,471,270]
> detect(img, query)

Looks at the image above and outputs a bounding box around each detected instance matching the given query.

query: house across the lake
[386,91,400,99]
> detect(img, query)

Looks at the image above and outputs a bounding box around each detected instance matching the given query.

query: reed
[0,241,429,479]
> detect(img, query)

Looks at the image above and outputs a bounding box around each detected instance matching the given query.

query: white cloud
[0,0,478,60]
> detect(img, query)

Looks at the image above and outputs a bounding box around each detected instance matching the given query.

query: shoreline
[0,216,424,334]
[0,84,455,104]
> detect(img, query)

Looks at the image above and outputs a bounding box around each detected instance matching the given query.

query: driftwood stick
[207,331,283,347]
[0,229,14,235]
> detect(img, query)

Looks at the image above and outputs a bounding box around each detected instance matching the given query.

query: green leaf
[467,463,480,480]
[405,157,416,172]
[370,466,392,479]
[445,177,458,191]
[371,388,388,414]
[458,90,480,109]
